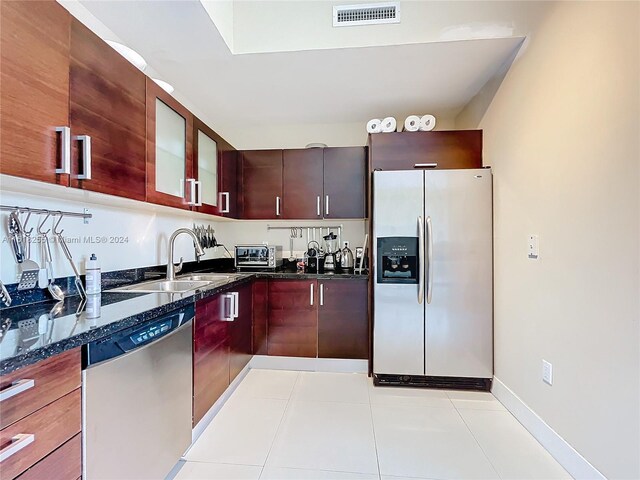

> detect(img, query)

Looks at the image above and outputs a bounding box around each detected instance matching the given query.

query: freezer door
[424,169,493,378]
[373,170,425,375]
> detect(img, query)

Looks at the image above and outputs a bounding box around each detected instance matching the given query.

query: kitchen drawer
[0,349,81,429]
[0,389,81,479]
[16,433,81,480]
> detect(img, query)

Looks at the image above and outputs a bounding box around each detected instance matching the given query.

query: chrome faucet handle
[173,257,184,275]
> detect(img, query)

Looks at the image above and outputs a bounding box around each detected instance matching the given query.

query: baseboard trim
[249,355,368,373]
[492,377,605,480]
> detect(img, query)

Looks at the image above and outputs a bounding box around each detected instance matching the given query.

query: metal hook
[52,212,64,235]
[22,211,34,234]
[37,213,51,235]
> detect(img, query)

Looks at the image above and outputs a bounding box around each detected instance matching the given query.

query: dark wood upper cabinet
[0,1,71,186]
[229,282,253,381]
[267,280,318,358]
[193,117,237,216]
[146,78,194,209]
[193,293,230,426]
[369,130,483,171]
[219,150,238,218]
[318,278,369,359]
[282,149,324,219]
[239,150,283,219]
[69,20,146,200]
[323,147,366,219]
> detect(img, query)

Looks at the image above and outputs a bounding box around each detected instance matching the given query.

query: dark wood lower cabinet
[229,282,253,381]
[16,434,81,480]
[267,280,318,357]
[193,293,229,426]
[318,279,369,359]
[252,279,269,355]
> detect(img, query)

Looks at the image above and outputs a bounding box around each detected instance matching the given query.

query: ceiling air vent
[333,2,400,27]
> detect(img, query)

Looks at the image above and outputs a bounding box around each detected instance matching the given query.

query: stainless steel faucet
[167,228,205,281]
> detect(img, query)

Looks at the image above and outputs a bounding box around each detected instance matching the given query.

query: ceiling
[77,1,523,133]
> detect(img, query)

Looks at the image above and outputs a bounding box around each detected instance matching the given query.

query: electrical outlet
[528,235,539,259]
[542,360,553,385]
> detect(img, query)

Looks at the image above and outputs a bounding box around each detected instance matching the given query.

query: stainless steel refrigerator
[372,168,493,389]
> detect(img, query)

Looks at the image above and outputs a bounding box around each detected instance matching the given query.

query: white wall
[457,2,640,478]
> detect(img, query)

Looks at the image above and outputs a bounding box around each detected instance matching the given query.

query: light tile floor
[176,369,571,480]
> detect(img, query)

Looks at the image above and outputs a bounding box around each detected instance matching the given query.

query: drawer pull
[0,434,34,462]
[0,379,35,402]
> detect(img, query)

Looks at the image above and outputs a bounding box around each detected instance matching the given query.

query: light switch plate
[542,359,553,385]
[528,235,539,259]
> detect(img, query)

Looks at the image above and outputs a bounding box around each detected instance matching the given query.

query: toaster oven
[234,245,283,270]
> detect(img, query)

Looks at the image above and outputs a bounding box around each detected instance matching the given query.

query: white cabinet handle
[276,196,281,216]
[414,163,438,168]
[219,192,230,213]
[186,178,197,205]
[0,379,35,402]
[232,291,239,318]
[76,135,92,180]
[316,196,321,216]
[222,293,234,321]
[320,283,324,306]
[0,434,34,463]
[55,126,71,174]
[195,180,202,206]
[325,195,329,216]
[310,283,314,306]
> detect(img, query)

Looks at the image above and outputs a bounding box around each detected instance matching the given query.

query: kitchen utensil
[38,214,65,301]
[0,281,11,307]
[340,242,355,270]
[8,211,40,290]
[53,215,86,299]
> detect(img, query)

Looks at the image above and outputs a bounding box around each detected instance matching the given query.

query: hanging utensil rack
[266,224,343,247]
[0,205,92,222]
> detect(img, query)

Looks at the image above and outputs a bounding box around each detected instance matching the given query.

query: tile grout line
[451,401,503,480]
[366,377,383,480]
[259,371,302,479]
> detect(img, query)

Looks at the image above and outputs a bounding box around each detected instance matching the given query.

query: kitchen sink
[109,273,246,294]
[111,279,212,294]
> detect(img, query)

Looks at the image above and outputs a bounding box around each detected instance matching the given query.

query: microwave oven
[234,245,283,270]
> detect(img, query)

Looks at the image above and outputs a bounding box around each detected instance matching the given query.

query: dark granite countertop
[0,262,369,375]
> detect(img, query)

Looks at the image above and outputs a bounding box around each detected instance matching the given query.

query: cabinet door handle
[75,135,92,180]
[276,196,281,216]
[310,283,314,306]
[317,196,321,216]
[320,283,324,306]
[414,163,438,168]
[55,126,71,174]
[232,291,239,318]
[325,195,329,216]
[195,180,202,206]
[219,192,230,213]
[222,293,234,321]
[0,434,34,463]
[0,379,35,402]
[186,178,197,205]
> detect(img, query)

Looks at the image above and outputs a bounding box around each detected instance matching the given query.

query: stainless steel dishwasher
[83,305,194,480]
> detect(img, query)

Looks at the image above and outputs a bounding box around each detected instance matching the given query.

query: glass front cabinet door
[146,78,194,209]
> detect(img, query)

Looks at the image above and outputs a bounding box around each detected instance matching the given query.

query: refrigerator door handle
[426,216,433,304]
[418,216,425,304]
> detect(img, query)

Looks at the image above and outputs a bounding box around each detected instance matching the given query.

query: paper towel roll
[404,115,421,132]
[381,116,397,133]
[366,118,382,134]
[419,114,436,131]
